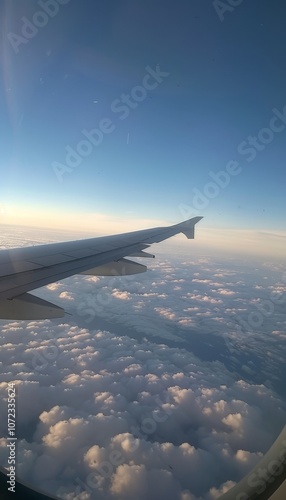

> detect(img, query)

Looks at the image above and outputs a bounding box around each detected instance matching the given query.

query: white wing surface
[0,217,202,319]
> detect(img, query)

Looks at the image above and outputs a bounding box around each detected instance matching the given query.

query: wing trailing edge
[0,216,203,319]
[0,293,65,320]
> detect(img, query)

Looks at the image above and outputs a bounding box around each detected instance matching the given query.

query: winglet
[174,216,203,239]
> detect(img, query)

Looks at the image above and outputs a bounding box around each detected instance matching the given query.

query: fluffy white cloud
[0,229,285,499]
[0,320,284,499]
[60,291,75,301]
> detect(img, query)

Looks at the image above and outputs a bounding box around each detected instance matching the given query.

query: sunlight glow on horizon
[0,208,285,262]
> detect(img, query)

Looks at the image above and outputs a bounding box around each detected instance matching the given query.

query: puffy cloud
[272,330,286,339]
[154,308,176,320]
[112,290,130,300]
[222,413,243,430]
[60,291,75,301]
[0,229,285,499]
[209,480,236,498]
[215,289,236,296]
[0,320,284,498]
[185,294,223,305]
[47,283,63,291]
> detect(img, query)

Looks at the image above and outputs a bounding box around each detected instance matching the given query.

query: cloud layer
[0,230,285,499]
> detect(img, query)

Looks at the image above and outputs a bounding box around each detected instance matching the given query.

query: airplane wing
[0,216,203,320]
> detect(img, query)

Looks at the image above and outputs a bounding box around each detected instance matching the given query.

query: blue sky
[1,0,286,236]
[1,4,286,496]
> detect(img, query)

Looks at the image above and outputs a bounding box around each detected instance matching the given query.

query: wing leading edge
[0,216,203,320]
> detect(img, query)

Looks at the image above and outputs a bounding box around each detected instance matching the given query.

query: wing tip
[178,216,203,239]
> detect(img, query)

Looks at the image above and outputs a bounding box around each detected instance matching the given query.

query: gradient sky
[1,4,286,497]
[1,0,286,238]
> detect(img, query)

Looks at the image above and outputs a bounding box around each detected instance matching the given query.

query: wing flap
[0,242,150,301]
[0,293,65,320]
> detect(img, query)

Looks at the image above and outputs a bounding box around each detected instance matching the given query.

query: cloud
[185,293,223,305]
[154,308,176,320]
[112,290,131,300]
[0,318,285,499]
[209,480,236,499]
[215,289,236,296]
[0,228,285,499]
[59,291,75,301]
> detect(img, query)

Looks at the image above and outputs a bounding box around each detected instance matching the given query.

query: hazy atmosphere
[0,1,285,499]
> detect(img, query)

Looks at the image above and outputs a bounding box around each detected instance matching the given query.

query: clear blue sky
[1,0,286,232]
